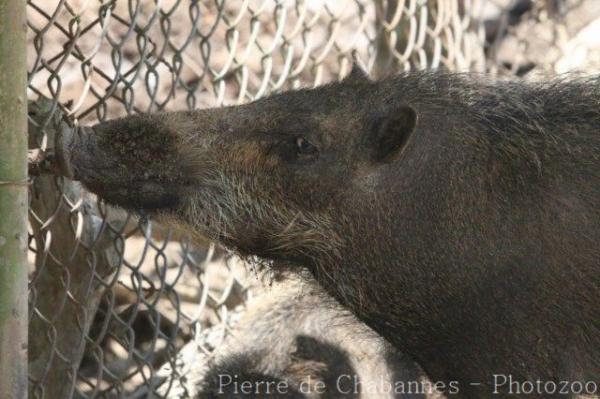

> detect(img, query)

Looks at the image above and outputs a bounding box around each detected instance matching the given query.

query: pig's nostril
[182,178,195,187]
[141,171,166,181]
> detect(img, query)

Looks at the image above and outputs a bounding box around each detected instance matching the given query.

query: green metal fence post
[0,0,29,398]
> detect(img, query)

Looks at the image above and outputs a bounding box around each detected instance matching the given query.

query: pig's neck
[302,187,512,396]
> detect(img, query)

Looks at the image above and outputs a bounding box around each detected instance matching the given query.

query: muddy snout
[27,98,80,180]
[53,123,105,183]
[53,120,189,211]
[53,121,79,180]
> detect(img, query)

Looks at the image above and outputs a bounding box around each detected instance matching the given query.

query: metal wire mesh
[25,0,596,398]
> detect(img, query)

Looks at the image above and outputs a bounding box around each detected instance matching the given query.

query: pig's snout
[54,122,79,180]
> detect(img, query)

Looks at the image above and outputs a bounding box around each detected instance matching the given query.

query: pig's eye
[295,137,317,154]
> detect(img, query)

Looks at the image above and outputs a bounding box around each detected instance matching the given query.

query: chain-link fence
[20,0,600,398]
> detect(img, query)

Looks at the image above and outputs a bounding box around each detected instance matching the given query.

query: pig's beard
[161,169,343,266]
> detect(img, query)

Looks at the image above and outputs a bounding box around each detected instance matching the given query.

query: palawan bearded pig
[195,273,432,398]
[52,69,600,398]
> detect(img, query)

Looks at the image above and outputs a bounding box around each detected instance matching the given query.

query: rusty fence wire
[23,0,599,398]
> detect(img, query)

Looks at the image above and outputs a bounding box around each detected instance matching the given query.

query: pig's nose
[54,123,84,180]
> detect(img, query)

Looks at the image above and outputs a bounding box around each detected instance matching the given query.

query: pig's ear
[369,105,417,163]
[346,62,370,82]
[345,51,370,82]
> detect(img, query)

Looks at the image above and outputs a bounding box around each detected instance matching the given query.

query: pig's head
[58,67,418,264]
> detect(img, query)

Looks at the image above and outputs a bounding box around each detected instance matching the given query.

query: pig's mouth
[84,179,184,212]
